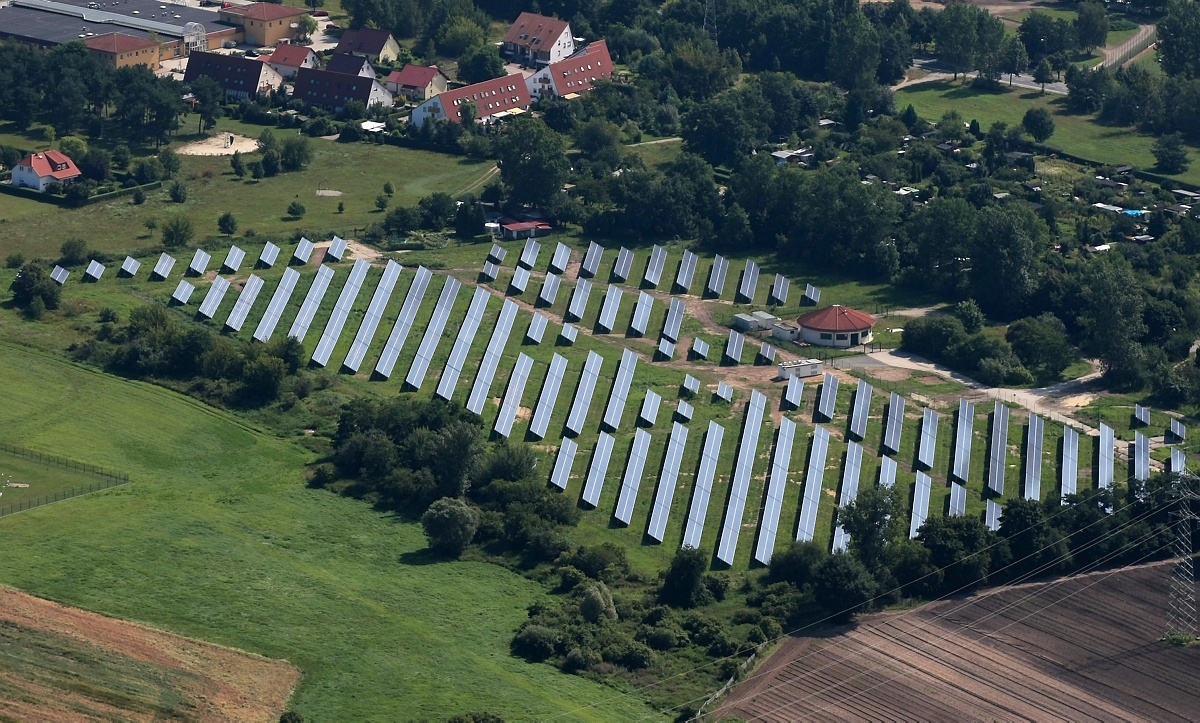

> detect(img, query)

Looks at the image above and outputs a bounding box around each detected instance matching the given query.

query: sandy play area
[176,133,258,156]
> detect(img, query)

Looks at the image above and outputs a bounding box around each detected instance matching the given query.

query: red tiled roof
[222,2,307,21]
[386,64,441,89]
[334,27,394,56]
[437,74,531,123]
[502,12,570,49]
[797,305,876,332]
[547,40,611,95]
[84,33,158,55]
[268,44,314,67]
[17,151,81,180]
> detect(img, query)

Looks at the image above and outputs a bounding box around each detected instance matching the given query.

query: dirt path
[627,137,682,146]
[176,133,258,156]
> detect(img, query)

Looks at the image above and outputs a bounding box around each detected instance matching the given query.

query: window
[820,333,832,340]
[836,334,847,340]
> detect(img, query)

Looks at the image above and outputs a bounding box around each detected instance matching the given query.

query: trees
[838,483,905,575]
[1000,35,1029,86]
[437,16,485,55]
[242,356,286,402]
[1033,58,1054,94]
[218,212,238,235]
[827,11,881,89]
[287,201,307,218]
[191,76,223,134]
[257,127,279,153]
[813,553,878,622]
[497,118,571,208]
[970,204,1047,318]
[382,181,394,197]
[935,2,977,79]
[681,84,771,168]
[169,180,187,203]
[60,238,88,266]
[457,44,505,84]
[951,299,986,334]
[280,137,313,172]
[1157,0,1200,79]
[916,515,996,594]
[261,148,282,177]
[375,194,390,211]
[1074,2,1108,53]
[1153,132,1190,174]
[1074,256,1147,388]
[158,146,181,178]
[160,214,194,247]
[296,13,318,40]
[659,547,710,608]
[455,196,486,238]
[420,497,479,557]
[230,150,246,178]
[1007,314,1074,380]
[1022,107,1056,142]
[11,263,61,311]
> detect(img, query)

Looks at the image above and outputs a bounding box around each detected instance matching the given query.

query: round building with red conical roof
[796,305,875,348]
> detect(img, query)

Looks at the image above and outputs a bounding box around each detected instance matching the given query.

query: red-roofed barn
[525,40,612,100]
[410,75,531,127]
[12,151,82,192]
[502,12,575,66]
[386,65,449,101]
[796,305,876,347]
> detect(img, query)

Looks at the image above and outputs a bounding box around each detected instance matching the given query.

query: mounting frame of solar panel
[948,482,967,517]
[550,437,578,489]
[917,408,939,469]
[172,280,195,304]
[253,268,301,343]
[644,245,667,287]
[326,236,348,261]
[467,298,519,413]
[224,274,264,331]
[494,353,535,438]
[85,260,105,280]
[985,499,1003,531]
[259,242,280,268]
[725,329,745,364]
[404,275,462,390]
[909,472,932,538]
[526,313,548,344]
[675,250,698,292]
[796,425,830,543]
[197,276,231,319]
[436,285,492,399]
[549,242,571,274]
[613,247,634,282]
[566,351,605,435]
[580,241,604,277]
[640,390,661,426]
[597,285,623,332]
[754,418,795,563]
[293,238,314,264]
[287,265,335,341]
[691,337,709,360]
[784,376,803,410]
[312,258,371,367]
[152,253,175,279]
[952,399,975,483]
[566,278,592,321]
[683,421,727,550]
[662,299,686,342]
[848,379,873,441]
[373,266,432,378]
[1133,431,1150,481]
[716,391,767,564]
[631,292,654,336]
[614,429,652,524]
[1025,414,1044,500]
[529,354,568,439]
[188,249,210,275]
[769,274,789,304]
[581,432,615,507]
[737,261,759,302]
[488,243,506,264]
[816,372,839,421]
[879,455,898,488]
[647,422,689,542]
[343,260,403,372]
[538,273,561,306]
[831,440,864,552]
[510,266,531,294]
[223,245,245,273]
[1061,426,1079,496]
[1099,423,1115,489]
[518,238,540,269]
[707,255,728,296]
[120,256,141,277]
[988,402,1010,495]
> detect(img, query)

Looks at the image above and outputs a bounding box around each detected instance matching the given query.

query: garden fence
[0,443,130,519]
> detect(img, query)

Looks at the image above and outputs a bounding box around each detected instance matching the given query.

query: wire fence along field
[0,443,130,518]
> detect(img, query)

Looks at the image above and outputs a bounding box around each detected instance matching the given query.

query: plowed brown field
[719,562,1200,721]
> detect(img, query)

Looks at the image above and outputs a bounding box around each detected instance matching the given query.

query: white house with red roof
[502,12,575,66]
[267,44,316,78]
[410,75,531,127]
[386,65,449,101]
[12,151,82,192]
[796,305,876,347]
[525,40,612,100]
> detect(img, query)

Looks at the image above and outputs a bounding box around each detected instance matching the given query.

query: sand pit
[177,133,258,156]
[315,189,343,196]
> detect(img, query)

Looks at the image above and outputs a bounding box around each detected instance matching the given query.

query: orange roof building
[796,305,875,347]
[12,151,82,192]
[501,12,574,66]
[84,33,160,70]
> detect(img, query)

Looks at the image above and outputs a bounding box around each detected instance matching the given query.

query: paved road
[904,58,1068,95]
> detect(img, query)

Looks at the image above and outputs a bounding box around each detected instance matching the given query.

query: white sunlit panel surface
[538,273,561,305]
[644,245,667,287]
[613,247,634,282]
[986,499,1003,531]
[691,338,709,360]
[796,426,831,543]
[683,375,700,394]
[640,390,661,426]
[188,249,210,275]
[549,437,578,490]
[909,472,932,538]
[566,351,605,435]
[435,285,491,400]
[717,391,767,564]
[197,276,231,319]
[494,353,534,438]
[675,250,698,292]
[172,280,195,304]
[529,354,568,439]
[326,236,348,261]
[519,238,540,269]
[952,399,975,483]
[677,400,694,421]
[224,274,264,331]
[1135,404,1150,426]
[631,292,654,336]
[737,260,759,302]
[1062,426,1079,496]
[312,258,371,367]
[784,376,804,409]
[707,255,728,296]
[581,432,616,508]
[1025,414,1044,500]
[754,418,796,564]
[343,260,403,373]
[658,339,674,360]
[597,285,623,332]
[287,265,335,342]
[917,408,940,469]
[759,343,776,363]
[152,253,175,279]
[581,241,604,277]
[481,261,499,282]
[404,275,462,391]
[373,266,432,379]
[549,242,571,274]
[467,299,519,414]
[566,279,592,321]
[1171,419,1186,441]
[883,392,906,454]
[663,299,686,342]
[879,455,897,488]
[948,482,967,517]
[84,260,105,280]
[816,372,839,421]
[988,401,1010,495]
[488,244,506,264]
[848,379,873,441]
[1133,431,1150,482]
[259,242,280,268]
[716,382,733,402]
[560,324,578,343]
[614,429,651,524]
[647,422,689,542]
[293,237,315,264]
[832,440,864,553]
[683,421,726,550]
[804,284,821,304]
[253,268,301,343]
[121,256,141,277]
[222,245,245,273]
[526,313,548,344]
[1171,447,1187,474]
[725,330,745,364]
[602,348,638,431]
[770,274,789,304]
[1099,423,1115,489]
[510,266,531,294]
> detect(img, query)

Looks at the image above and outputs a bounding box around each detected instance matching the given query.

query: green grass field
[0,452,113,509]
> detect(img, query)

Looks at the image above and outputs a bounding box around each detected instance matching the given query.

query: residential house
[217,3,309,46]
[84,33,160,70]
[769,148,813,167]
[524,40,612,100]
[12,151,81,192]
[410,75,531,127]
[184,51,284,98]
[500,218,552,239]
[385,65,448,101]
[325,53,374,78]
[267,44,316,78]
[333,27,401,63]
[294,67,393,112]
[501,12,574,66]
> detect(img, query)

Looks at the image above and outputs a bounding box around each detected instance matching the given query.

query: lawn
[630,139,684,170]
[0,451,115,510]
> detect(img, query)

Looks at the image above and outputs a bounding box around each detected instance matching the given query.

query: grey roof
[684,421,726,550]
[224,274,264,332]
[343,260,403,372]
[253,268,301,343]
[311,258,371,367]
[373,266,432,378]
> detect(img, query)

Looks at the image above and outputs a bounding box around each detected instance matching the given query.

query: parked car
[326,22,340,30]
[245,49,260,58]
[311,9,329,16]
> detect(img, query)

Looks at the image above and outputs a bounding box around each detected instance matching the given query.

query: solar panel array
[581,241,604,277]
[529,354,568,439]
[909,472,932,538]
[1133,431,1150,481]
[1171,419,1187,442]
[985,499,1003,531]
[598,285,623,332]
[538,273,561,305]
[1170,447,1187,474]
[816,372,839,421]
[567,279,592,321]
[288,265,335,341]
[691,337,709,360]
[259,242,280,268]
[784,376,804,409]
[494,353,534,438]
[640,390,661,426]
[848,379,873,440]
[769,274,789,304]
[631,292,654,335]
[948,482,967,517]
[560,324,578,343]
[481,261,499,282]
[613,247,634,282]
[614,429,652,524]
[312,258,371,367]
[463,294,518,408]
[988,402,1010,495]
[435,285,491,399]
[488,244,506,264]
[717,391,767,564]
[581,432,616,507]
[1099,423,1115,489]
[172,279,195,304]
[737,261,759,302]
[526,313,548,343]
[518,238,540,269]
[85,260,105,281]
[550,242,571,274]
[831,440,863,553]
[675,251,698,292]
[189,249,210,275]
[917,408,939,469]
[883,392,906,454]
[716,382,733,402]
[804,284,821,304]
[755,418,796,563]
[224,274,264,331]
[797,426,831,543]
[50,265,68,284]
[405,276,461,390]
[121,256,141,277]
[677,400,694,421]
[198,276,231,319]
[293,237,315,264]
[602,348,638,431]
[725,330,745,364]
[550,437,578,489]
[707,255,729,296]
[343,260,402,372]
[152,253,175,279]
[374,266,432,378]
[566,351,604,435]
[879,455,897,488]
[644,245,667,287]
[663,299,685,342]
[1134,404,1150,426]
[657,338,674,360]
[647,423,689,542]
[253,268,300,343]
[326,236,348,261]
[510,266,530,294]
[684,421,726,550]
[759,343,776,363]
[1025,414,1044,500]
[683,374,700,394]
[952,399,975,483]
[1062,426,1079,496]
[223,245,245,273]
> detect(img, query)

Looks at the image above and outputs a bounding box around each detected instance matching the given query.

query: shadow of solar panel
[613,247,634,282]
[198,277,231,319]
[804,284,821,304]
[566,351,605,435]
[784,376,803,409]
[550,437,578,490]
[614,429,652,524]
[759,343,776,363]
[152,253,175,279]
[253,268,301,343]
[707,255,728,296]
[50,265,68,284]
[259,242,280,268]
[172,280,195,304]
[754,418,795,563]
[602,348,638,431]
[581,432,616,507]
[326,236,348,261]
[598,285,623,332]
[1134,404,1150,426]
[683,375,700,394]
[816,372,839,421]
[675,250,698,292]
[985,499,1003,531]
[518,238,540,269]
[1133,431,1150,481]
[560,324,578,343]
[716,382,733,402]
[1025,414,1044,500]
[717,391,767,564]
[343,260,403,372]
[988,401,1010,495]
[1170,447,1187,474]
[538,273,561,305]
[879,455,897,488]
[1062,426,1079,496]
[737,261,759,302]
[435,285,491,399]
[293,237,315,264]
[222,245,245,273]
[684,421,726,550]
[373,266,432,378]
[630,291,654,336]
[526,313,548,344]
[640,390,661,425]
[832,441,864,553]
[643,245,667,288]
[725,330,745,364]
[566,278,592,321]
[883,392,906,454]
[647,422,689,542]
[657,338,674,360]
[769,274,789,304]
[1099,423,1115,489]
[909,472,932,538]
[663,299,685,342]
[952,398,975,483]
[677,400,694,421]
[404,275,461,390]
[510,266,531,294]
[796,425,830,543]
[691,337,709,360]
[488,244,506,264]
[1171,418,1187,442]
[917,407,939,469]
[225,274,264,331]
[581,241,604,277]
[948,482,967,517]
[189,249,210,275]
[849,379,873,440]
[121,256,141,277]
[529,353,568,439]
[494,353,534,438]
[550,242,571,274]
[85,260,105,280]
[312,258,371,367]
[481,261,499,282]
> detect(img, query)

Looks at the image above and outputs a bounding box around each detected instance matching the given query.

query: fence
[0,443,130,519]
[1107,27,1157,70]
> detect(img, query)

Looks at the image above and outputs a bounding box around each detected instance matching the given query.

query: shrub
[5,253,25,269]
[511,624,558,661]
[420,497,479,557]
[218,211,238,235]
[60,238,88,266]
[132,187,146,204]
[287,201,306,218]
[24,296,46,320]
[169,180,188,203]
[160,214,194,247]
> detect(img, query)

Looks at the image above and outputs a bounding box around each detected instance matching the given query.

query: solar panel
[613,247,634,282]
[120,256,141,277]
[581,432,616,507]
[312,258,371,367]
[948,482,967,517]
[725,330,745,364]
[753,418,795,563]
[657,338,675,360]
[152,253,175,279]
[909,472,932,538]
[566,278,592,321]
[1170,447,1187,474]
[1170,419,1187,442]
[518,238,540,269]
[1133,431,1150,482]
[326,236,348,261]
[559,324,578,343]
[529,354,568,439]
[188,249,210,275]
[683,374,700,394]
[602,348,638,431]
[566,351,605,435]
[769,274,789,304]
[647,422,689,542]
[222,245,245,273]
[640,390,661,425]
[883,392,906,454]
[481,261,499,282]
[259,242,280,268]
[171,279,195,304]
[759,342,776,363]
[494,353,535,438]
[816,372,839,421]
[985,499,1003,531]
[784,376,804,410]
[1099,423,1114,489]
[614,430,653,524]
[580,241,604,277]
[84,260,105,281]
[1061,426,1079,496]
[716,382,733,402]
[804,284,821,304]
[691,337,710,360]
[538,273,561,305]
[373,266,432,378]
[597,285,623,332]
[917,408,939,469]
[684,421,726,550]
[737,261,759,302]
[677,400,694,421]
[644,245,667,287]
[1025,413,1044,500]
[549,437,578,490]
[253,268,301,343]
[488,243,506,264]
[510,266,531,294]
[404,275,461,390]
[706,255,728,296]
[675,251,698,293]
[879,455,897,488]
[1134,404,1150,426]
[849,379,873,441]
[988,401,1010,495]
[523,313,547,344]
[631,292,654,336]
[952,399,975,483]
[197,276,231,319]
[435,285,491,399]
[549,242,571,274]
[343,260,403,372]
[831,440,864,553]
[796,426,831,543]
[663,299,686,342]
[717,391,767,564]
[224,274,264,331]
[293,237,314,264]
